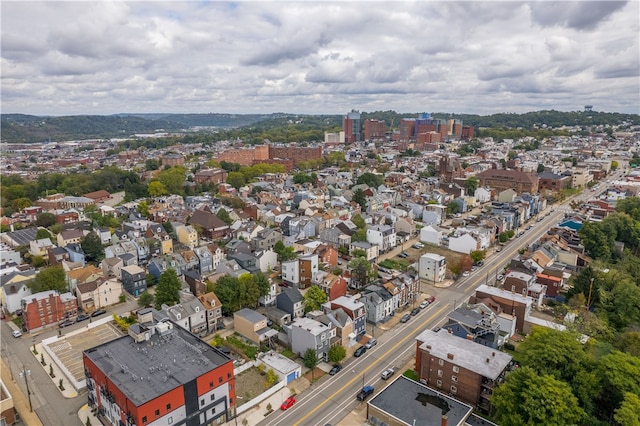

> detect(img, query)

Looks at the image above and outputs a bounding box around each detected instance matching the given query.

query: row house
[121,265,147,297]
[234,308,278,345]
[388,271,421,309]
[314,272,347,301]
[349,241,379,261]
[75,277,123,312]
[281,254,319,289]
[441,303,503,349]
[21,290,78,332]
[288,317,335,362]
[310,309,354,348]
[145,223,173,255]
[198,292,224,333]
[327,295,367,339]
[0,267,36,314]
[366,224,397,253]
[503,271,546,306]
[175,224,199,248]
[362,284,397,323]
[161,292,208,337]
[250,228,283,251]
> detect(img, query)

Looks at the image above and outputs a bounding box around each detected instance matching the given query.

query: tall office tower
[343,110,362,143]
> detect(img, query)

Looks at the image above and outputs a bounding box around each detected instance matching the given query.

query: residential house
[234,308,277,344]
[57,229,84,247]
[227,253,260,274]
[419,253,447,283]
[93,227,112,245]
[21,290,78,332]
[448,233,479,254]
[162,293,207,336]
[29,238,55,257]
[198,292,224,333]
[189,209,230,239]
[276,288,305,319]
[145,223,173,255]
[48,246,70,265]
[0,267,36,314]
[441,303,502,348]
[64,243,86,266]
[255,249,278,273]
[250,228,283,251]
[258,276,277,307]
[193,246,214,275]
[256,351,301,385]
[225,239,252,256]
[328,295,367,339]
[314,272,347,301]
[366,225,396,253]
[474,187,492,203]
[362,285,396,323]
[175,224,199,248]
[313,309,354,348]
[75,277,123,312]
[469,284,532,333]
[503,271,546,306]
[349,241,379,261]
[66,265,103,293]
[120,265,147,297]
[420,225,443,246]
[206,243,225,271]
[288,317,335,361]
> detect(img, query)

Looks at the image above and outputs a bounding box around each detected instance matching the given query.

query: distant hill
[2,110,637,144]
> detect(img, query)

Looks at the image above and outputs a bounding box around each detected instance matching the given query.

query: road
[1,296,139,426]
[259,170,625,426]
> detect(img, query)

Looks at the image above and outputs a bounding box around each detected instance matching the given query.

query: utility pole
[19,365,33,412]
[586,278,594,313]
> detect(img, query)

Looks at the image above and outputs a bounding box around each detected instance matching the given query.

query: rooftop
[84,322,231,407]
[368,376,473,426]
[416,329,512,380]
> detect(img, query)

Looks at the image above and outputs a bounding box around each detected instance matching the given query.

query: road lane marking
[292,304,450,426]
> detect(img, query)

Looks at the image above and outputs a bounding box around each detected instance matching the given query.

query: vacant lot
[235,367,270,407]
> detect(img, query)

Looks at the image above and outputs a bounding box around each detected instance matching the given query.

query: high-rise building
[343,110,362,143]
[364,119,386,141]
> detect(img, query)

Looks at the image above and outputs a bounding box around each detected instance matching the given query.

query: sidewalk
[0,358,44,426]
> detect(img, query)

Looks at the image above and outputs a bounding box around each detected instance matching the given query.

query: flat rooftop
[368,376,473,426]
[84,322,231,406]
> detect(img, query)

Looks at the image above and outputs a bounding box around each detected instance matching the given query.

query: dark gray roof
[280,288,303,304]
[84,322,231,407]
[368,376,473,426]
[235,308,266,323]
[3,227,38,246]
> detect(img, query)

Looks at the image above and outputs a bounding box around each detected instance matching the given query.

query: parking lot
[45,321,124,383]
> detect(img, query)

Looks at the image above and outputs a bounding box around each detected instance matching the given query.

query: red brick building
[161,153,184,167]
[194,168,228,185]
[83,313,236,426]
[21,290,78,332]
[476,169,539,194]
[364,119,386,141]
[83,190,112,203]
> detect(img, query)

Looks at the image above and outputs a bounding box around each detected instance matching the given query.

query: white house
[420,225,442,246]
[448,233,479,254]
[255,249,278,273]
[349,241,379,261]
[419,253,447,283]
[366,225,397,253]
[474,187,492,203]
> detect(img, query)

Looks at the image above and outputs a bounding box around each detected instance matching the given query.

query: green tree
[351,214,366,229]
[158,165,187,195]
[596,351,640,420]
[616,197,640,221]
[615,331,640,357]
[447,201,460,214]
[328,345,346,363]
[537,163,546,173]
[30,266,67,293]
[274,241,297,262]
[137,200,149,218]
[80,232,104,264]
[216,208,233,225]
[464,176,479,196]
[348,256,373,289]
[137,291,155,308]
[145,159,160,171]
[238,273,261,308]
[352,188,367,211]
[356,172,383,188]
[36,228,52,240]
[35,212,56,228]
[303,285,328,313]
[303,348,319,381]
[213,275,242,315]
[469,250,486,264]
[614,392,640,426]
[148,181,168,197]
[498,231,510,243]
[155,269,181,309]
[492,367,585,426]
[253,272,271,297]
[226,171,246,190]
[579,221,613,260]
[351,229,367,242]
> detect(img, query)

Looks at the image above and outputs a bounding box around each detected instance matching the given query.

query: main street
[259,170,625,426]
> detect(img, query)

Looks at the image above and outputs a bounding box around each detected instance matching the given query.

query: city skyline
[2,1,638,116]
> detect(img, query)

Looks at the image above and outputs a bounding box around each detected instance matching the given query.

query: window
[211,394,215,401]
[436,379,442,387]
[166,403,171,410]
[452,375,458,383]
[227,373,231,379]
[168,417,173,424]
[201,399,204,406]
[155,409,160,416]
[211,408,216,415]
[219,377,223,383]
[438,359,444,366]
[142,416,147,423]
[210,381,214,388]
[452,366,459,373]
[451,385,457,394]
[437,369,443,377]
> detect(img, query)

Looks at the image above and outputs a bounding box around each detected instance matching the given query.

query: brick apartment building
[216,144,321,170]
[194,168,228,185]
[476,169,539,194]
[83,312,236,426]
[21,290,78,332]
[364,119,386,141]
[161,153,185,167]
[415,328,512,413]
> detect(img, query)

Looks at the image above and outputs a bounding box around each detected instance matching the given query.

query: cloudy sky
[2,1,638,116]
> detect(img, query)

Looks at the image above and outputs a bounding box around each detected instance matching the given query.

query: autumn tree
[148,181,168,197]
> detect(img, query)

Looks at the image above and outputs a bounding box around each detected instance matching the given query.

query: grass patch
[379,259,411,272]
[281,349,296,359]
[403,369,419,381]
[226,335,259,360]
[12,317,23,328]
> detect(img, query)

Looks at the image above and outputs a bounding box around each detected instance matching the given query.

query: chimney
[441,415,448,426]
[486,358,490,363]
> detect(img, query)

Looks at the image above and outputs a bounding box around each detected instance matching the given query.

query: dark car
[76,314,90,323]
[329,364,342,375]
[354,346,367,357]
[91,309,107,317]
[59,319,74,328]
[410,308,420,316]
[400,314,411,323]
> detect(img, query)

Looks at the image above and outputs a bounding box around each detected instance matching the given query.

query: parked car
[462,271,470,277]
[497,274,504,281]
[91,309,107,317]
[59,319,74,328]
[495,247,502,252]
[400,314,411,323]
[354,346,367,357]
[410,308,420,316]
[329,364,342,375]
[76,314,90,322]
[280,396,296,410]
[365,338,377,349]
[357,385,374,401]
[12,329,22,338]
[398,252,409,258]
[381,368,395,380]
[419,301,429,309]
[426,295,436,304]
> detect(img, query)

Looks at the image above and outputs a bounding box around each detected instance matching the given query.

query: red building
[21,290,78,332]
[364,119,386,141]
[461,125,475,140]
[343,110,362,143]
[83,313,236,426]
[194,168,228,185]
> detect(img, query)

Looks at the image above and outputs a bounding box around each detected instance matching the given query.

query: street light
[19,365,33,412]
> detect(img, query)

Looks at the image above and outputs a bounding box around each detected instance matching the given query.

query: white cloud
[1,1,638,116]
